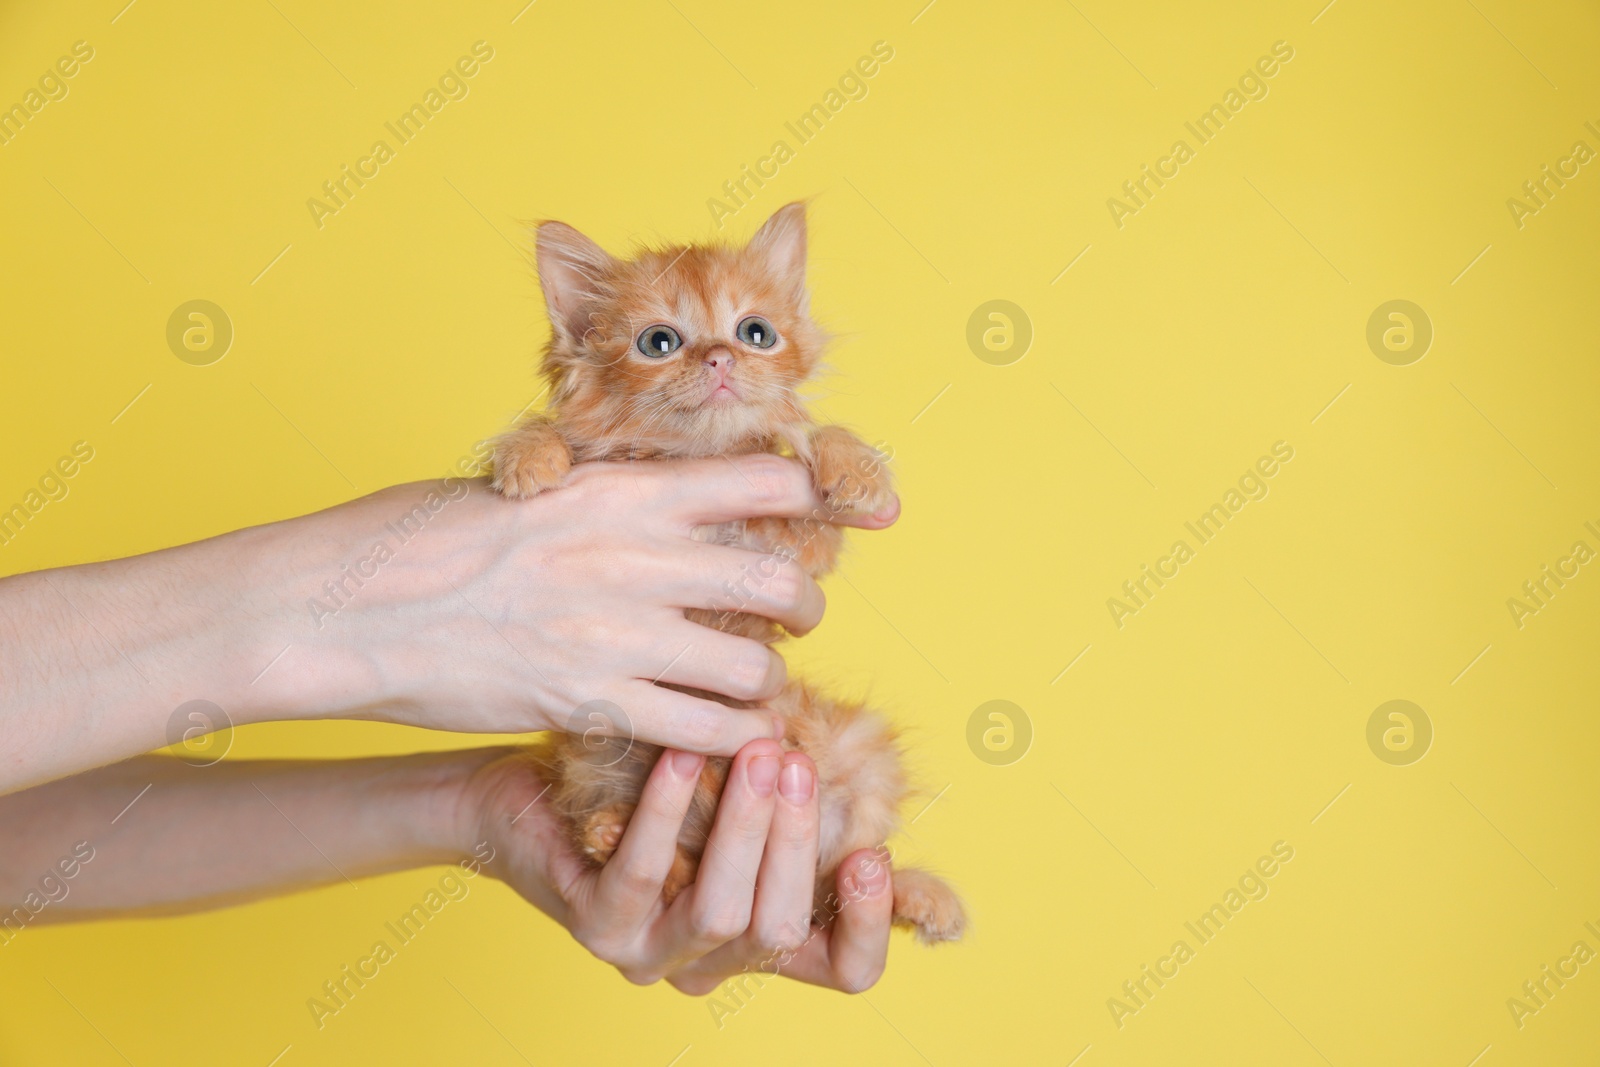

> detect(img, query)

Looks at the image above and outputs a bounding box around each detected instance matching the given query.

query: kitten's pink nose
[704,349,732,372]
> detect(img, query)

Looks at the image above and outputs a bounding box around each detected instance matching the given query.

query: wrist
[339,747,521,873]
[166,484,475,730]
[414,746,524,860]
[245,478,513,730]
[221,504,394,727]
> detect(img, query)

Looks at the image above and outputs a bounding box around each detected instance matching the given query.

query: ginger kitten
[493,203,964,945]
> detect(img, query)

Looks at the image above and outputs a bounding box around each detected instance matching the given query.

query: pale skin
[0,456,900,991]
[0,747,895,993]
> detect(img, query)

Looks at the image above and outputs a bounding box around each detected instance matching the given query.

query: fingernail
[671,750,704,779]
[871,499,899,523]
[748,754,780,797]
[857,855,889,893]
[779,758,814,803]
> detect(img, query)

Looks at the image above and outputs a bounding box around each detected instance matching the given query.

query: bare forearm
[0,487,441,795]
[0,749,506,929]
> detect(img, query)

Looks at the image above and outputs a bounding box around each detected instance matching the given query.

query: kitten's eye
[636,325,682,358]
[737,316,778,349]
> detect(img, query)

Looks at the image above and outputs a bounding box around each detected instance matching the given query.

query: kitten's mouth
[703,382,741,404]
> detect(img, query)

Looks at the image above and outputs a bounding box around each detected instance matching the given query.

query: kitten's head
[533,202,823,459]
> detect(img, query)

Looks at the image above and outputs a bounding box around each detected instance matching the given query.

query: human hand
[0,452,897,793]
[463,742,896,994]
[284,454,897,755]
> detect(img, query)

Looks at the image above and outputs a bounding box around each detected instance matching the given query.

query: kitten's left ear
[748,201,808,292]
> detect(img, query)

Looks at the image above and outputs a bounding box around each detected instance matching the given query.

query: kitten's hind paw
[891,867,966,945]
[577,804,632,863]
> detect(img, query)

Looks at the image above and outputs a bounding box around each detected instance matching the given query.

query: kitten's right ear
[534,221,617,345]
[748,201,808,294]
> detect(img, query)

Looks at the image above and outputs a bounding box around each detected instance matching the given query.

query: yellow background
[3,0,1598,1063]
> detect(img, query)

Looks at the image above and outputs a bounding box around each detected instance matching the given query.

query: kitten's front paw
[891,867,966,945]
[492,420,573,499]
[809,426,894,518]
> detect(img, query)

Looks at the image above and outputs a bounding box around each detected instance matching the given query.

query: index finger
[653,454,900,531]
[622,682,784,757]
